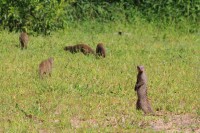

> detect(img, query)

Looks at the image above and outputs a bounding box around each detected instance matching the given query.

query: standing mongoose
[135,66,154,114]
[64,44,95,55]
[19,32,29,49]
[96,43,106,58]
[39,57,54,78]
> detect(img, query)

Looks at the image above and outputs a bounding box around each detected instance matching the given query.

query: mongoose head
[64,46,72,51]
[48,57,54,64]
[137,65,145,73]
[97,43,104,47]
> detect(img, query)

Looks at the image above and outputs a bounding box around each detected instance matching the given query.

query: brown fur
[135,66,154,114]
[19,32,28,49]
[96,43,106,58]
[64,44,95,55]
[39,57,54,78]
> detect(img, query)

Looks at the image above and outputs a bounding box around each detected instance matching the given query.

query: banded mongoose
[64,44,95,55]
[39,57,54,78]
[19,32,28,49]
[135,65,154,114]
[96,43,106,58]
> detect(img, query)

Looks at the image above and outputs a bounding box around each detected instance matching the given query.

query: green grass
[0,21,200,132]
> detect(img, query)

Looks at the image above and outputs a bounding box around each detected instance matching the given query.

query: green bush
[0,0,70,34]
[0,0,199,34]
[139,0,200,23]
[66,0,199,22]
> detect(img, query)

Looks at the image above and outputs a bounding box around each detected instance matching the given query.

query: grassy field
[0,22,200,132]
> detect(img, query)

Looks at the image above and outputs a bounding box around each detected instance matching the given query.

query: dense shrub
[0,0,70,34]
[69,0,199,23]
[0,0,199,34]
[139,0,200,23]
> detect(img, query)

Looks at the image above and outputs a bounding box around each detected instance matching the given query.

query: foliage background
[0,0,199,34]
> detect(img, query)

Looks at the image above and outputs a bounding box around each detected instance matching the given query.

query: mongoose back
[39,57,54,78]
[96,43,106,58]
[19,32,29,49]
[64,44,95,55]
[135,66,154,114]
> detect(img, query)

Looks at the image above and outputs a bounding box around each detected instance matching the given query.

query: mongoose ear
[137,65,145,72]
[49,57,54,63]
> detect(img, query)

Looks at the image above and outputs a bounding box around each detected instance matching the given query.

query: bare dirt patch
[149,113,200,132]
[70,117,98,129]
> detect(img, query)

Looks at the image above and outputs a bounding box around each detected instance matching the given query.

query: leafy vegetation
[0,0,199,34]
[0,21,199,132]
[0,0,71,34]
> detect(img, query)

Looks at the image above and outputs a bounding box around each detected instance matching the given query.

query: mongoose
[135,66,154,114]
[64,44,95,55]
[19,32,29,49]
[96,43,106,58]
[118,31,123,35]
[39,57,54,78]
